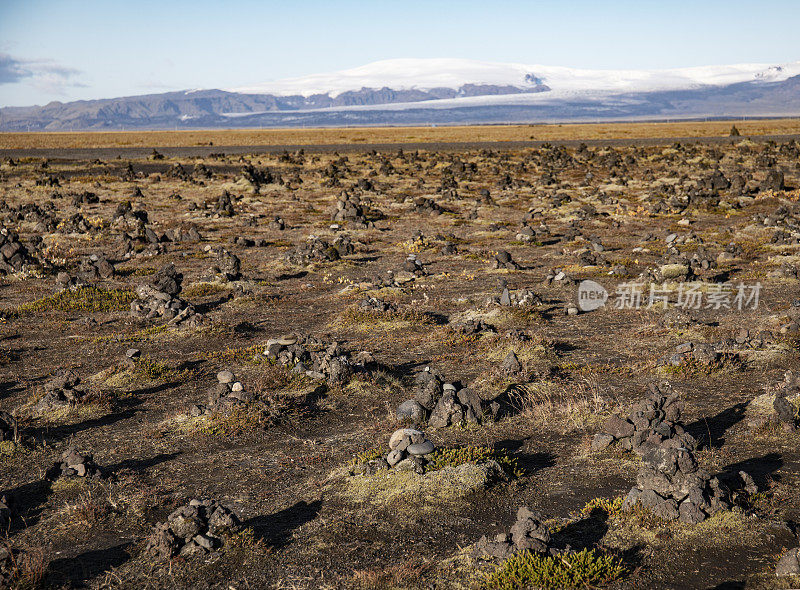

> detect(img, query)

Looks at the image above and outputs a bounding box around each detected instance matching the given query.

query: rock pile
[402,254,427,276]
[747,370,799,431]
[130,264,202,326]
[0,227,32,274]
[77,254,115,281]
[48,447,102,480]
[622,441,731,524]
[330,191,376,227]
[190,370,251,416]
[776,547,800,576]
[592,383,697,454]
[214,191,235,217]
[34,371,88,414]
[358,296,396,313]
[163,225,202,242]
[489,287,542,307]
[0,411,18,442]
[285,235,353,264]
[450,317,496,336]
[492,250,520,270]
[474,507,552,560]
[657,341,720,367]
[145,499,240,559]
[206,249,241,281]
[397,367,500,427]
[262,334,368,385]
[350,428,436,476]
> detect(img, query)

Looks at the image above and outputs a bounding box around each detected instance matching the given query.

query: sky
[1,0,799,108]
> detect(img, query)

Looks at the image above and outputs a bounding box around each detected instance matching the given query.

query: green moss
[349,446,386,467]
[190,404,267,436]
[6,286,135,316]
[582,496,624,518]
[183,282,229,298]
[484,548,626,590]
[425,446,523,479]
[116,266,157,277]
[202,343,266,365]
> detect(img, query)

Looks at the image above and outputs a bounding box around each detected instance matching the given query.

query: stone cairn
[330,191,375,228]
[190,370,251,417]
[656,341,720,368]
[34,371,88,414]
[0,412,18,443]
[397,367,500,427]
[285,235,354,265]
[622,441,731,524]
[492,250,520,270]
[0,227,32,274]
[206,248,241,281]
[262,334,371,385]
[474,507,552,560]
[488,286,542,308]
[450,317,496,336]
[601,386,733,524]
[145,499,240,559]
[591,383,696,454]
[772,371,800,430]
[402,254,427,276]
[213,191,235,217]
[358,296,396,313]
[48,447,102,480]
[350,428,436,476]
[749,370,800,431]
[130,264,202,327]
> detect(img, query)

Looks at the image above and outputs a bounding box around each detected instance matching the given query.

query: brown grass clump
[507,378,611,433]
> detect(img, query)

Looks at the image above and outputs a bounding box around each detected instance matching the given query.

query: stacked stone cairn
[755,370,800,431]
[207,249,241,281]
[330,191,375,228]
[48,447,102,480]
[492,250,520,270]
[0,226,33,274]
[284,235,353,264]
[145,499,240,559]
[656,341,720,367]
[130,264,202,326]
[622,439,731,524]
[591,383,696,454]
[262,334,369,385]
[77,254,115,281]
[600,385,733,523]
[489,286,542,307]
[350,428,436,476]
[397,367,499,427]
[474,507,553,560]
[190,370,251,417]
[34,370,88,414]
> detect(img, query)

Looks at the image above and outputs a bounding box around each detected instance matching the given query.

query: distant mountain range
[2,58,800,131]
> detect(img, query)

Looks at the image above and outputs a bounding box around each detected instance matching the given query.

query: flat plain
[0,122,800,589]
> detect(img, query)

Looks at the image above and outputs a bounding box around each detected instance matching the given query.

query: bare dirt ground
[0,129,800,589]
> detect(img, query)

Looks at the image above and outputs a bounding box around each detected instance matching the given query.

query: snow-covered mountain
[230,57,800,97]
[2,58,800,131]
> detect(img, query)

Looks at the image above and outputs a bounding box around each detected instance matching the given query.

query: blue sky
[1,0,798,107]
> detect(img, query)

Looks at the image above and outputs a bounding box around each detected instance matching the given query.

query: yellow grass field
[1,118,799,150]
